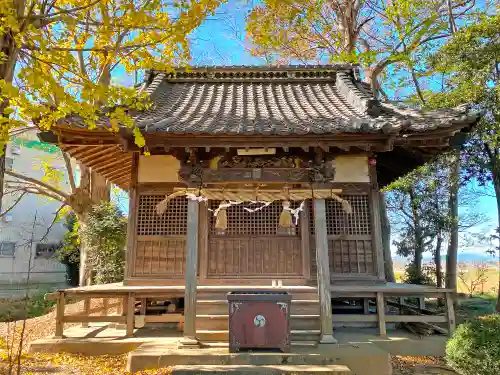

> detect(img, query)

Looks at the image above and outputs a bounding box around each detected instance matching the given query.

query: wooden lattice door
[309,195,375,279]
[206,201,304,278]
[133,194,188,277]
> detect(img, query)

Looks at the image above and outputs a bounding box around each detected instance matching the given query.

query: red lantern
[368,157,377,166]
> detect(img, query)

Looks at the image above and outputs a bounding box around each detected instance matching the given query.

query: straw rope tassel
[279,200,293,228]
[215,200,228,230]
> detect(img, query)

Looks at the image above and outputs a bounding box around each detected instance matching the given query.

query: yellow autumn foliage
[0,0,225,151]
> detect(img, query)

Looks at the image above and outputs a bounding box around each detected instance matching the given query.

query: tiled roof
[132,66,478,136]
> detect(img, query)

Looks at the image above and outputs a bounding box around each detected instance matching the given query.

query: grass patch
[0,291,56,323]
[455,294,497,322]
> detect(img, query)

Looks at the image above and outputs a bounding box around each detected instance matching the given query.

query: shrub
[56,212,80,286]
[446,314,500,375]
[81,202,127,284]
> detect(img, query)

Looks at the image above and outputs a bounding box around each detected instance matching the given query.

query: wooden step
[290,315,321,330]
[196,315,320,331]
[197,329,321,342]
[197,300,320,315]
[170,364,351,374]
[196,290,319,301]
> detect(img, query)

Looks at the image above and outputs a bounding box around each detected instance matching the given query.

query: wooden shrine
[39,65,479,345]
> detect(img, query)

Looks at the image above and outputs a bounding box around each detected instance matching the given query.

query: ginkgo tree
[0,0,224,285]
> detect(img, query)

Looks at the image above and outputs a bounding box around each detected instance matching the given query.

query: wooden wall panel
[134,236,186,277]
[328,237,373,275]
[309,194,377,279]
[207,237,302,277]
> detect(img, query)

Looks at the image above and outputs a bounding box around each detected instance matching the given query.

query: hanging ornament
[279,200,293,228]
[215,200,229,230]
[289,200,305,225]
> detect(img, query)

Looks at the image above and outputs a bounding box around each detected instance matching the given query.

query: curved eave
[60,144,132,190]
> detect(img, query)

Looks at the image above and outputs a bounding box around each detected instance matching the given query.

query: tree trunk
[435,232,443,288]
[91,170,110,202]
[77,213,90,286]
[409,188,424,280]
[380,192,395,282]
[446,152,460,297]
[77,165,109,286]
[493,173,500,312]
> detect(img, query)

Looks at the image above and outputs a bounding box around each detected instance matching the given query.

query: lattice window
[209,200,300,236]
[308,195,371,236]
[137,195,187,236]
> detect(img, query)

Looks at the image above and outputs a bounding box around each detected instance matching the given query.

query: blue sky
[112,1,499,257]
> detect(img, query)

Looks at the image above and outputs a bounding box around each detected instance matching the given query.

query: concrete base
[334,328,448,357]
[127,341,390,375]
[29,325,448,375]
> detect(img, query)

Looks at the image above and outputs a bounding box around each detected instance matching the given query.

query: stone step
[196,315,320,331]
[196,290,319,301]
[170,364,351,374]
[197,330,321,342]
[197,300,320,315]
[127,341,391,374]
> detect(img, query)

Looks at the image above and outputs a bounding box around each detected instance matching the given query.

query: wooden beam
[385,315,447,323]
[64,315,127,323]
[125,153,139,280]
[105,167,131,181]
[91,158,132,174]
[376,292,386,336]
[179,199,201,348]
[144,314,184,323]
[369,165,386,281]
[54,292,65,338]
[84,151,127,168]
[82,297,90,328]
[300,203,311,281]
[198,202,209,282]
[318,143,329,152]
[445,292,456,336]
[126,293,135,336]
[79,146,118,163]
[313,199,337,344]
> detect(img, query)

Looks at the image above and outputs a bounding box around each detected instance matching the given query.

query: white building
[0,131,69,284]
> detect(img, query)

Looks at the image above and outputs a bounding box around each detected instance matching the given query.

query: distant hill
[393,252,496,268]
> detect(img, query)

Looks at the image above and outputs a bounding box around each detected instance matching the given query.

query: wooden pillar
[198,202,209,283]
[445,292,456,336]
[313,199,337,344]
[179,199,201,348]
[376,292,387,336]
[300,203,311,280]
[124,152,139,282]
[82,297,90,328]
[126,292,135,337]
[369,164,386,281]
[54,292,65,339]
[103,298,109,316]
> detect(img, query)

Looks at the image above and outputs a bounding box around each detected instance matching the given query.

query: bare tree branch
[4,170,69,200]
[0,191,27,218]
[38,203,67,243]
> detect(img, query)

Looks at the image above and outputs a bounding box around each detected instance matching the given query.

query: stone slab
[170,364,352,374]
[127,342,391,375]
[334,328,448,357]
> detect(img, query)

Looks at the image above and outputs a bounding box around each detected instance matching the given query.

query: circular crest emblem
[253,314,266,328]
